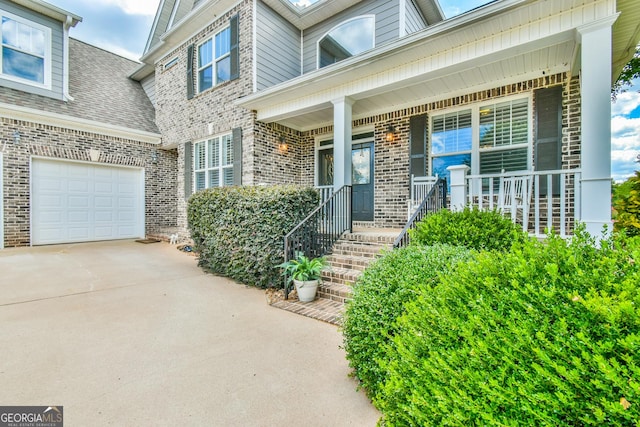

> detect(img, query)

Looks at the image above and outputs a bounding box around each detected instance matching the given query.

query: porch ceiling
[244,30,576,131]
[262,36,576,131]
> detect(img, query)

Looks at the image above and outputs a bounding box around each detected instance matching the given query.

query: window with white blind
[194,133,234,191]
[479,98,529,174]
[430,96,531,182]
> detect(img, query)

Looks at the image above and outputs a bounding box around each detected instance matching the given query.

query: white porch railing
[408,175,438,219]
[465,169,582,238]
[316,185,333,205]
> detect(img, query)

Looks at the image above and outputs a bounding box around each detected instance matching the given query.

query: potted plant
[279,252,329,302]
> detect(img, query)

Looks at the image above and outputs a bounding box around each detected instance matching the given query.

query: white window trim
[196,25,231,93]
[0,10,52,90]
[317,15,376,69]
[193,131,234,192]
[429,94,533,176]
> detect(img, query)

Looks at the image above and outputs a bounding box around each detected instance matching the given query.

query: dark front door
[351,142,374,221]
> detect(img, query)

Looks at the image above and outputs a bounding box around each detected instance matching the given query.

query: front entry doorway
[351,139,374,221]
[316,132,375,222]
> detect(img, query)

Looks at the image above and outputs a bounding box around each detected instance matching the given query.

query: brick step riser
[326,258,371,272]
[316,291,351,304]
[330,244,389,256]
[342,235,397,245]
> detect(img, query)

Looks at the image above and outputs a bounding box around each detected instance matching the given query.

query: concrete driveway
[0,240,379,426]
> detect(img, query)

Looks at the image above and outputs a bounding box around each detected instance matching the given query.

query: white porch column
[332,97,354,190]
[578,16,618,237]
[447,165,469,212]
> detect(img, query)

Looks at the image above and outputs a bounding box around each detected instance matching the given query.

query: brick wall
[155,0,259,231]
[1,118,177,247]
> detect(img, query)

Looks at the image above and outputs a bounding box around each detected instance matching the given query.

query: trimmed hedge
[187,185,318,288]
[342,244,473,401]
[380,229,640,426]
[409,207,527,251]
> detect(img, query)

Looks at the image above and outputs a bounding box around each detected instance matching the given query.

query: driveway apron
[0,240,379,426]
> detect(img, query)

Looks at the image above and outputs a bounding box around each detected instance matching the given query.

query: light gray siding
[405,0,427,35]
[302,0,399,74]
[0,0,64,99]
[256,1,301,91]
[141,74,156,106]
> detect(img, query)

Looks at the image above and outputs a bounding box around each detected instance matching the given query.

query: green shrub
[613,171,640,236]
[342,244,472,402]
[187,185,318,288]
[380,229,640,426]
[409,207,526,251]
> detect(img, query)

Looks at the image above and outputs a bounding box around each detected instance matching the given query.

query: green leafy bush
[613,171,640,236]
[409,207,526,251]
[380,229,640,426]
[188,185,318,288]
[342,244,472,401]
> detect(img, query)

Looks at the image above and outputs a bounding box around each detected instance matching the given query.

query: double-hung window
[1,11,51,87]
[430,96,531,183]
[194,133,234,191]
[197,26,231,93]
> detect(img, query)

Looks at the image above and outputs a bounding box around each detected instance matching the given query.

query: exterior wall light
[151,150,158,164]
[385,125,395,142]
[13,130,20,144]
[278,135,288,152]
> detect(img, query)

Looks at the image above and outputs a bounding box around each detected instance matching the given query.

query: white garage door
[32,159,144,245]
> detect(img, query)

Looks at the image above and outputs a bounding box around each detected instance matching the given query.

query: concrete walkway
[0,241,379,426]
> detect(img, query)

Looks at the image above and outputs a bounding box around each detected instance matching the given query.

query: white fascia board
[10,0,81,25]
[0,103,161,145]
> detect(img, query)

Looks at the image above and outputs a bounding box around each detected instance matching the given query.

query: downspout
[63,15,74,102]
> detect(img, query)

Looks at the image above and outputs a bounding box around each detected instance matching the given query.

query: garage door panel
[68,196,90,208]
[68,211,90,222]
[95,197,114,208]
[68,180,89,192]
[95,211,114,222]
[32,159,144,245]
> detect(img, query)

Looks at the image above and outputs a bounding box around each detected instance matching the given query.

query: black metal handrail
[393,177,447,249]
[283,185,352,298]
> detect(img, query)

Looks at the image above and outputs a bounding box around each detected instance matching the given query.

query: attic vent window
[164,57,178,71]
[318,16,374,69]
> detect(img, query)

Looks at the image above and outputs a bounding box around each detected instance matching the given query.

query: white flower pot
[294,279,319,302]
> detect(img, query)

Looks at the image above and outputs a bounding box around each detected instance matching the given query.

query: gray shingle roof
[0,38,158,135]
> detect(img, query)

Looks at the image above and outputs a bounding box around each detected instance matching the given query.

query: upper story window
[198,26,231,93]
[1,11,51,88]
[318,16,374,69]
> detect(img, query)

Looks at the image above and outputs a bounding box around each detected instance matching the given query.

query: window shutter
[232,127,242,185]
[409,114,427,177]
[186,44,194,99]
[534,86,562,195]
[229,14,240,81]
[184,142,193,197]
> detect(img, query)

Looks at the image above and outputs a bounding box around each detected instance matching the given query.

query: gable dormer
[0,0,80,100]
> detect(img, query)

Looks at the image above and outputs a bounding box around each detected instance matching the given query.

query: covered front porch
[238,0,639,237]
